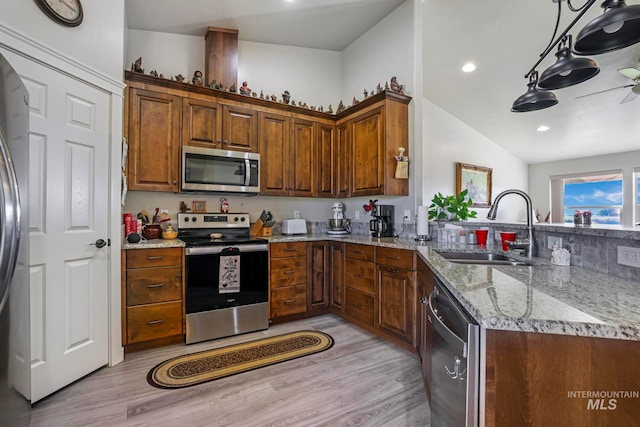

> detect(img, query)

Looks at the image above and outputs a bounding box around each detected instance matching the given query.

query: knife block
[250,219,272,237]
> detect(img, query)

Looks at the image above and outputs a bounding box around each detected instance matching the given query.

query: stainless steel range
[178,213,269,344]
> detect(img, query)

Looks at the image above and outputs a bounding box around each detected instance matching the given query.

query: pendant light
[574,0,640,54]
[511,72,559,112]
[538,35,600,89]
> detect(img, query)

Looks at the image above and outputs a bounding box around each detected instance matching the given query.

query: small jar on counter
[467,230,477,245]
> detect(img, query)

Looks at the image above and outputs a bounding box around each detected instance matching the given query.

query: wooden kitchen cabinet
[344,244,376,328]
[317,123,335,197]
[416,255,435,401]
[269,242,307,319]
[258,112,317,197]
[127,87,181,192]
[336,92,410,197]
[307,241,330,314]
[183,97,258,152]
[123,247,184,350]
[376,247,416,345]
[329,241,345,311]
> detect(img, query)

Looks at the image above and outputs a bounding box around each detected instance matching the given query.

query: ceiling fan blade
[617,67,640,80]
[575,84,634,99]
[620,90,638,104]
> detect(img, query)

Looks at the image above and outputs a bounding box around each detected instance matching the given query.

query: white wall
[126,29,204,80]
[125,31,342,107]
[423,99,529,223]
[0,0,125,82]
[529,150,640,226]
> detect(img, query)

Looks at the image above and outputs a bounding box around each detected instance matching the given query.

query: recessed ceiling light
[537,125,550,132]
[462,63,476,73]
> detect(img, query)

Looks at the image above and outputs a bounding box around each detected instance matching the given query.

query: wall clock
[35,0,83,27]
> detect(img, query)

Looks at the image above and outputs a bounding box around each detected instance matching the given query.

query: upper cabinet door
[351,107,384,197]
[335,122,351,198]
[259,112,289,196]
[317,124,335,198]
[128,88,181,192]
[289,118,317,197]
[182,97,223,149]
[222,104,258,152]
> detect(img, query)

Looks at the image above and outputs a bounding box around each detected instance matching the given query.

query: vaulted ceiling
[126,0,640,164]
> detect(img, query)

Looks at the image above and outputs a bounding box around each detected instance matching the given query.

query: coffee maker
[370,205,394,238]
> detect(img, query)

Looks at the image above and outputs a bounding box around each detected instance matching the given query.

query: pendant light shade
[573,0,640,54]
[538,35,600,89]
[511,72,558,112]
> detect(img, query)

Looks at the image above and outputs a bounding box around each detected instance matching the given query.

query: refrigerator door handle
[0,129,21,313]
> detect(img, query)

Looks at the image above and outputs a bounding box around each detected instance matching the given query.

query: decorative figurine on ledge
[390,76,404,94]
[131,57,144,74]
[239,81,251,95]
[149,69,158,77]
[328,104,333,114]
[377,83,383,94]
[363,89,368,98]
[179,201,191,213]
[352,97,359,106]
[229,83,237,93]
[192,70,203,86]
[282,90,291,105]
[174,74,185,83]
[270,94,277,102]
[259,90,264,99]
[336,100,345,114]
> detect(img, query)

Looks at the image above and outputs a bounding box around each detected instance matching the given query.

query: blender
[327,202,351,235]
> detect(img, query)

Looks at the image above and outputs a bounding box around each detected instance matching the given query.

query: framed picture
[192,200,207,213]
[456,163,492,207]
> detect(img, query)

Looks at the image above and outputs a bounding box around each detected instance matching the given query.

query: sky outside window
[563,179,622,224]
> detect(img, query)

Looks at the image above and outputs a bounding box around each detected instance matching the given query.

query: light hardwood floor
[30,315,430,427]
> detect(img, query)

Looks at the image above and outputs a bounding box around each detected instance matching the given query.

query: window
[550,170,623,225]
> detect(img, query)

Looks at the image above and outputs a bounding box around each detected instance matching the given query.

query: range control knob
[234,217,239,222]
[192,217,197,222]
[184,217,189,222]
[240,217,246,222]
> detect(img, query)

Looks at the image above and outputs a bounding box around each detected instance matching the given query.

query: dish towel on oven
[219,255,240,293]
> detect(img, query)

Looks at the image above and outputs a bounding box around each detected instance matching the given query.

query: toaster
[281,219,307,235]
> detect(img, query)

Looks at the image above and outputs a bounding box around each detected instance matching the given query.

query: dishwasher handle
[428,290,468,358]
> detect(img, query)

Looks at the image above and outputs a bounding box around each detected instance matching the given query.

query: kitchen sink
[436,251,531,266]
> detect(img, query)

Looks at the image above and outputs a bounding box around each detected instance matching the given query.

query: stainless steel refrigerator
[0,51,31,426]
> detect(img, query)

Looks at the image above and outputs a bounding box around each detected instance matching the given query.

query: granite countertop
[416,244,640,342]
[122,238,185,250]
[121,232,640,341]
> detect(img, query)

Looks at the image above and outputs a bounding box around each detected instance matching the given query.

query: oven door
[185,245,268,314]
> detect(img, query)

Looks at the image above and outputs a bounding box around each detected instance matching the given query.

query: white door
[2,50,111,402]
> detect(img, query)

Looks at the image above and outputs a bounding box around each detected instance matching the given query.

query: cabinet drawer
[344,287,374,327]
[271,257,306,288]
[345,244,374,262]
[127,248,182,269]
[270,242,306,258]
[376,247,414,270]
[127,301,182,344]
[344,258,375,294]
[127,267,182,306]
[270,285,306,318]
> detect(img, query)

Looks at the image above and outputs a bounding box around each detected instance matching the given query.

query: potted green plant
[428,189,477,222]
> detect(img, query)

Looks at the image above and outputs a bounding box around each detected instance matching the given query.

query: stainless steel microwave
[182,146,260,194]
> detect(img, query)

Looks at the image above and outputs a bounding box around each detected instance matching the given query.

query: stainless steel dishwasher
[428,277,480,426]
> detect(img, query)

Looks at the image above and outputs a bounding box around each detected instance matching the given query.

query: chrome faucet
[487,189,537,258]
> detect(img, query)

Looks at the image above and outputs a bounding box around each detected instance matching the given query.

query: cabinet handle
[386,255,401,260]
[353,250,363,254]
[284,248,297,252]
[147,256,164,260]
[147,283,164,288]
[284,299,296,304]
[147,319,165,325]
[353,303,364,310]
[173,180,177,185]
[354,274,362,278]
[284,270,295,274]
[420,297,428,304]
[385,267,400,273]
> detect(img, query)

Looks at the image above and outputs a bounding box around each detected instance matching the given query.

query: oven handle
[186,243,268,255]
[428,290,468,358]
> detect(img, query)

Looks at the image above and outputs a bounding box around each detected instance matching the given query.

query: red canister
[123,213,133,237]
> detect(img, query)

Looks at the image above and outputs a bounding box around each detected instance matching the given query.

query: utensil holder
[250,219,272,237]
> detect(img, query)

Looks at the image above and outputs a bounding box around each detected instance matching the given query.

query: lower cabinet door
[271,284,307,318]
[127,301,183,343]
[344,287,374,327]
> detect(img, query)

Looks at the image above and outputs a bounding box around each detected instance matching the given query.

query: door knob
[91,239,107,248]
